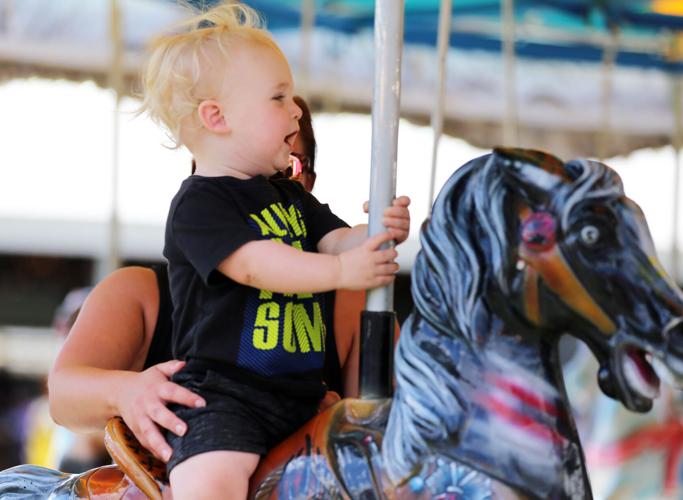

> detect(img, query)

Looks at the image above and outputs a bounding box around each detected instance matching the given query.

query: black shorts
[166,370,321,472]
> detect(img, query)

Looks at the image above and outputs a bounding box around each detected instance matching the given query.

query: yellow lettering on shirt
[250,208,286,237]
[253,302,279,350]
[252,300,324,353]
[247,200,322,353]
[276,203,306,238]
[293,302,324,353]
[282,302,295,353]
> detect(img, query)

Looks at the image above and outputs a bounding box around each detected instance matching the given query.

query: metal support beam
[501,0,518,146]
[672,74,682,283]
[598,30,618,161]
[360,0,404,399]
[427,0,453,213]
[298,0,315,98]
[99,0,123,282]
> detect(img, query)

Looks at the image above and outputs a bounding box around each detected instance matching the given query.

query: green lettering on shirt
[282,302,296,353]
[271,203,304,238]
[287,204,307,238]
[293,302,324,353]
[253,302,279,350]
[250,208,286,237]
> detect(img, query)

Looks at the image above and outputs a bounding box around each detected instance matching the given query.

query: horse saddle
[103,417,169,499]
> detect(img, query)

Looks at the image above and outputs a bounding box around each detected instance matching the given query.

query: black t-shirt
[164,175,348,396]
[143,265,346,395]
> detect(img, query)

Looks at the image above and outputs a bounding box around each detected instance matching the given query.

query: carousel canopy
[0,0,681,156]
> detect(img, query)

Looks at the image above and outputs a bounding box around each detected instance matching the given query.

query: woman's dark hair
[294,95,316,173]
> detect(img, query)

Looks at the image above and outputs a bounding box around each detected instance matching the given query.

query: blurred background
[1,0,683,496]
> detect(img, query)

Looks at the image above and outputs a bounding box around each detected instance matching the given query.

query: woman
[48,96,401,463]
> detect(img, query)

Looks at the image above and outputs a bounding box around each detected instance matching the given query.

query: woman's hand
[115,360,205,462]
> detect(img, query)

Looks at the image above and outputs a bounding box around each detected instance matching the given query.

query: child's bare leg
[169,450,260,500]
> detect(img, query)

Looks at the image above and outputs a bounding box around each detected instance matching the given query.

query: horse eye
[580,225,600,246]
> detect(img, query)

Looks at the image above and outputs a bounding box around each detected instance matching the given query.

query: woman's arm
[47,267,203,462]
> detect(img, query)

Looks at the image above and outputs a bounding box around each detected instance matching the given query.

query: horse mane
[412,154,511,342]
[383,152,624,483]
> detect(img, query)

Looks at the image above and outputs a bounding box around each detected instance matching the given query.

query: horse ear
[493,147,571,204]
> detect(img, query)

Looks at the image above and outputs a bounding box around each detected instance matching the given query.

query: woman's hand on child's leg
[116,360,205,462]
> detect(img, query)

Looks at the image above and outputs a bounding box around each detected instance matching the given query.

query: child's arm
[318,195,411,255]
[217,231,398,293]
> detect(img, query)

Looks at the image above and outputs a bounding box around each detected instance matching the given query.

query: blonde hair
[139,1,279,147]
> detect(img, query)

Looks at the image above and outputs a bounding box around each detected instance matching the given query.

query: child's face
[218,41,302,177]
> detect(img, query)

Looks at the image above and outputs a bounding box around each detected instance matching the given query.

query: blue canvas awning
[1,0,681,157]
[181,0,683,72]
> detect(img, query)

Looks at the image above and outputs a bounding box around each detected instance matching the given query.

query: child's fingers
[364,231,395,250]
[382,216,410,231]
[373,247,398,263]
[383,204,410,217]
[370,275,395,288]
[364,196,410,213]
[376,262,399,276]
[392,195,411,207]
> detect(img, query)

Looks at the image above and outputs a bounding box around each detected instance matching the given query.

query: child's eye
[272,94,285,101]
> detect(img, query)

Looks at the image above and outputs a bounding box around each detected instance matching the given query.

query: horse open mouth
[622,347,660,400]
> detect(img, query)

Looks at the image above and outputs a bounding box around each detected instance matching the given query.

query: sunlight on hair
[138,1,277,148]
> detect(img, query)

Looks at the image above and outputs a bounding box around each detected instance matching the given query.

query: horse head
[383,148,683,497]
[492,147,683,413]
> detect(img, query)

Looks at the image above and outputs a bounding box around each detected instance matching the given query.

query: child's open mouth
[284,131,298,147]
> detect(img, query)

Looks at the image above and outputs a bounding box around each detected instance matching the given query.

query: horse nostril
[664,319,683,357]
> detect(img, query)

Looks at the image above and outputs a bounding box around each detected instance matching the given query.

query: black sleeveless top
[142,265,345,396]
[142,265,173,370]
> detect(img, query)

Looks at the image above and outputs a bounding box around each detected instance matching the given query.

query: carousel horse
[2,147,683,499]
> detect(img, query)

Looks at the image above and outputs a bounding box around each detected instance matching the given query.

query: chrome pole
[360,0,404,399]
[427,0,453,213]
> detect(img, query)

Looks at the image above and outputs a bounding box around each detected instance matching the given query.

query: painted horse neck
[385,311,591,499]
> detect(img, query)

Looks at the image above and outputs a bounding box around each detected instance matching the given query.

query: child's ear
[197,100,230,134]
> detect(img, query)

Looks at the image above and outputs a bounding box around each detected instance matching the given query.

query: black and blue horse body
[379,148,683,498]
[3,148,683,499]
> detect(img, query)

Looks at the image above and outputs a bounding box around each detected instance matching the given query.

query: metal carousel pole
[671,69,682,283]
[359,0,405,399]
[427,0,453,214]
[298,0,315,99]
[501,0,518,146]
[598,28,618,162]
[99,0,123,282]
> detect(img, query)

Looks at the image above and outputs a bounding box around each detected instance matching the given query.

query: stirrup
[104,416,169,500]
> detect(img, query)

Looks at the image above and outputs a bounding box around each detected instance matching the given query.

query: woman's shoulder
[83,267,161,322]
[99,267,158,296]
